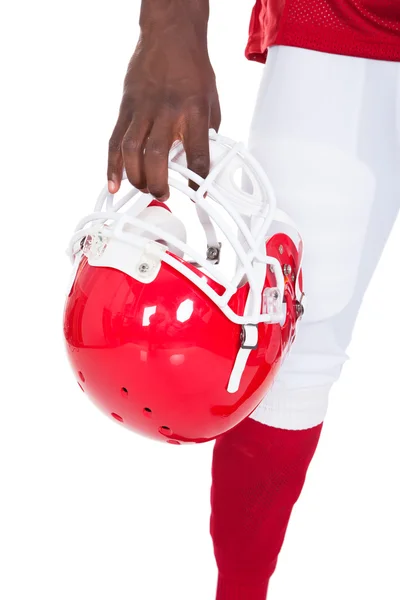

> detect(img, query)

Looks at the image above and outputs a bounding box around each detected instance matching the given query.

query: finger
[108,111,131,194]
[143,120,174,200]
[182,113,211,190]
[122,116,152,191]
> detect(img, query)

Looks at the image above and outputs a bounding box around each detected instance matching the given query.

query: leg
[211,46,400,598]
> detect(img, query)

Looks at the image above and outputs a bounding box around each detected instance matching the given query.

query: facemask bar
[174,152,282,323]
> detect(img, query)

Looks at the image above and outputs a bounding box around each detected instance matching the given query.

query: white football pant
[249,46,400,430]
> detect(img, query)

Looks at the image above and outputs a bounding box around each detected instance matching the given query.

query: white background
[1,1,400,599]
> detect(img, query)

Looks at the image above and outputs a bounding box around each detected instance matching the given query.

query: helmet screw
[295,301,305,318]
[138,262,150,274]
[291,274,295,282]
[207,245,221,262]
[283,264,292,276]
[278,245,284,255]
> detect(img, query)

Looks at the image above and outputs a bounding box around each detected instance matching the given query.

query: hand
[107,1,221,200]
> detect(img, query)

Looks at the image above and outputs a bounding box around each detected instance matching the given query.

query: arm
[107,0,221,199]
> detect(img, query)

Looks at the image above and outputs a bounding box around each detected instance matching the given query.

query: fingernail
[108,180,117,194]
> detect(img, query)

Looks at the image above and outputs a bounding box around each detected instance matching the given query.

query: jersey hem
[246,29,400,64]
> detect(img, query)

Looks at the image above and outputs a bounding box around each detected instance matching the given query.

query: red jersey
[246,0,400,63]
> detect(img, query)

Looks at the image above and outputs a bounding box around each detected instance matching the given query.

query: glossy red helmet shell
[64,132,304,444]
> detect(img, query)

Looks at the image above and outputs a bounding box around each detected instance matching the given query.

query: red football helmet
[64,131,305,444]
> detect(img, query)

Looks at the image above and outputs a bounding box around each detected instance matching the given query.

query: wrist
[139,0,209,41]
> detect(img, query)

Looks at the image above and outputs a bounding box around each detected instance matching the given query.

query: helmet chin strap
[228,209,304,394]
[227,287,262,394]
[191,202,263,394]
[194,203,221,264]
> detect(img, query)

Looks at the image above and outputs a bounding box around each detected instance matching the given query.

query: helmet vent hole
[121,387,129,397]
[78,382,84,392]
[111,413,124,423]
[159,426,172,435]
[143,407,152,415]
[78,371,85,382]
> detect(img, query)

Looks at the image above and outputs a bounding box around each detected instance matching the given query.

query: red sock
[210,416,323,600]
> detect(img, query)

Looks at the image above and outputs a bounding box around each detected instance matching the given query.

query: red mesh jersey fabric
[246,0,400,63]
